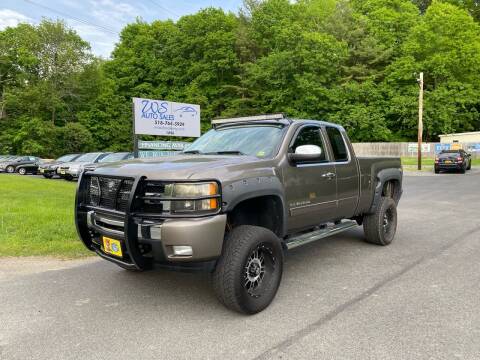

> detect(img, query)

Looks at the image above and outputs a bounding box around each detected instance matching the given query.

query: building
[439,131,480,144]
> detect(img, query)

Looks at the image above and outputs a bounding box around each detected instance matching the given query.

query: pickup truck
[75,114,403,314]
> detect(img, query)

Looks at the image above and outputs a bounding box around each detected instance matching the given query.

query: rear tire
[363,197,397,246]
[6,165,14,173]
[212,225,283,314]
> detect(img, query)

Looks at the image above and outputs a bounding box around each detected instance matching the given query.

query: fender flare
[222,176,288,237]
[368,168,403,214]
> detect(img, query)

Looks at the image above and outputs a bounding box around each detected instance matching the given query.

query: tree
[387,2,480,139]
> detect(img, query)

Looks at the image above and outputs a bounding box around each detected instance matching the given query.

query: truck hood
[91,155,262,180]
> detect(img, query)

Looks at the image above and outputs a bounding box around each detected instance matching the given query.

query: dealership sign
[408,143,431,153]
[133,98,200,137]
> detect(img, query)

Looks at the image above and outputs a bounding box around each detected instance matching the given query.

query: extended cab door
[283,125,337,231]
[323,126,360,219]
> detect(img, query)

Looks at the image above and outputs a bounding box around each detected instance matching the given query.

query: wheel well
[382,180,401,202]
[227,196,284,237]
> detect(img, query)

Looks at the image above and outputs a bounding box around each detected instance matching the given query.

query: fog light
[172,246,193,256]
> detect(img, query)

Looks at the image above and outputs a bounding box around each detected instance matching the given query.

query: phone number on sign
[154,120,185,127]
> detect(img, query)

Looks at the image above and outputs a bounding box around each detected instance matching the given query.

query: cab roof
[211,113,345,132]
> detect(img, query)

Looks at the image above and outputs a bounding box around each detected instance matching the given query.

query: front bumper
[67,168,82,177]
[75,174,226,271]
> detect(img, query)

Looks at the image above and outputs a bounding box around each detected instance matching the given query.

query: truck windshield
[184,125,285,158]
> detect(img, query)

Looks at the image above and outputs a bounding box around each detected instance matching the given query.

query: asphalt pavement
[1,169,480,360]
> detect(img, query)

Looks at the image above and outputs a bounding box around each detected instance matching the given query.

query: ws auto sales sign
[133,98,200,137]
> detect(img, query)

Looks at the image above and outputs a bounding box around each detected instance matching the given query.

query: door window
[291,126,327,162]
[326,127,348,162]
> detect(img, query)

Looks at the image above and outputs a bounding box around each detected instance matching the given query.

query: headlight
[172,183,219,213]
[142,182,220,215]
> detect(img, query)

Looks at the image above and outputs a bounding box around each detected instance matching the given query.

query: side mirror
[288,145,323,163]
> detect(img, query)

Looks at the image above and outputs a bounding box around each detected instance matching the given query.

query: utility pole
[417,72,424,171]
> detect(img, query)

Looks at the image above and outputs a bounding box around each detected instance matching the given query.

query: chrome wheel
[243,244,276,298]
[18,168,26,175]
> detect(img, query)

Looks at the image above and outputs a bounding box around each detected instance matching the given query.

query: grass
[0,175,91,258]
[401,157,480,167]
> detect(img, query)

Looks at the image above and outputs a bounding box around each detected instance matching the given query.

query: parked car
[83,152,134,172]
[0,156,41,174]
[0,156,17,172]
[75,114,403,314]
[434,149,472,174]
[38,153,82,178]
[58,152,111,180]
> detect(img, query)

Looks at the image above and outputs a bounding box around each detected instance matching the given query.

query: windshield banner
[133,97,200,137]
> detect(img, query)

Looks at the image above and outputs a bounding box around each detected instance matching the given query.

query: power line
[22,0,119,36]
[145,0,181,18]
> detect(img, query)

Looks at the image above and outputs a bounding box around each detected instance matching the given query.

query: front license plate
[103,236,123,257]
[445,160,452,164]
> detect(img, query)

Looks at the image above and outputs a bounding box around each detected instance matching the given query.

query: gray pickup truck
[75,114,402,314]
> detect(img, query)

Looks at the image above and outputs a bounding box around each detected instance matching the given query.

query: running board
[285,220,358,250]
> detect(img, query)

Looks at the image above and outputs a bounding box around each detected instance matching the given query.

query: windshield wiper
[204,151,246,155]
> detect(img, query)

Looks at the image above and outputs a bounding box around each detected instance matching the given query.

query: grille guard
[75,172,223,270]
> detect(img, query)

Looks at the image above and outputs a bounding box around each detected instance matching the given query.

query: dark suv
[435,150,472,173]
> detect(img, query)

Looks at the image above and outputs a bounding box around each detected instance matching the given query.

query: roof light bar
[212,113,285,125]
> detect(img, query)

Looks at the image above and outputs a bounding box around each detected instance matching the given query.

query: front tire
[363,197,397,246]
[467,161,471,170]
[43,174,53,179]
[212,225,283,314]
[18,167,27,175]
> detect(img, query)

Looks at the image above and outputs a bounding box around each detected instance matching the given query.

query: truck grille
[86,176,134,212]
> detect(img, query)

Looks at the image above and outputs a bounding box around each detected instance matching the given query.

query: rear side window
[326,127,348,162]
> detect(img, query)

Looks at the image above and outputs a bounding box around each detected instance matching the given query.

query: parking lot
[1,170,480,360]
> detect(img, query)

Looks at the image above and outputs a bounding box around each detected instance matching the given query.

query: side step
[285,220,358,250]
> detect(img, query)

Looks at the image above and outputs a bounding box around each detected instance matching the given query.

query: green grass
[401,157,480,166]
[0,175,91,258]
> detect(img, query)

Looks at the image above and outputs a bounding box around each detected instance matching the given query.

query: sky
[0,0,243,58]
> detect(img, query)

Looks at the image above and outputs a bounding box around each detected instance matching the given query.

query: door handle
[321,172,336,179]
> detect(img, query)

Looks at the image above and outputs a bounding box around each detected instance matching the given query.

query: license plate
[60,170,66,175]
[103,236,123,257]
[444,160,452,164]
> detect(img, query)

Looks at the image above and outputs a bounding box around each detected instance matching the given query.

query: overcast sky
[0,0,243,58]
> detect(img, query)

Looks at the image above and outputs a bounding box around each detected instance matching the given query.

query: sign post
[132,102,139,158]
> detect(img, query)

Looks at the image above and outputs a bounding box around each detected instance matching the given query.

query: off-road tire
[6,165,14,173]
[212,225,283,314]
[18,167,26,175]
[363,197,397,246]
